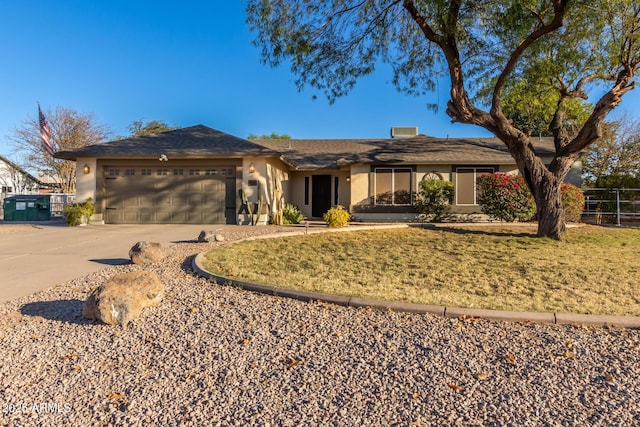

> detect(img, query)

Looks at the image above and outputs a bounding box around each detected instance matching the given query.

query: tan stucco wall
[266,158,290,216]
[75,158,97,202]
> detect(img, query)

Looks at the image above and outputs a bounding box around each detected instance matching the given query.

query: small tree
[10,106,111,193]
[415,179,454,222]
[477,174,536,223]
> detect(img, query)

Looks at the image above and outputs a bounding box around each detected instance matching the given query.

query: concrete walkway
[0,221,210,302]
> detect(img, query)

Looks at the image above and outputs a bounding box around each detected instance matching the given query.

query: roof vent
[391,126,418,138]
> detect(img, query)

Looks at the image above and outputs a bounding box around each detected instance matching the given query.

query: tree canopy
[10,106,111,193]
[583,113,640,186]
[247,0,640,240]
[125,119,177,138]
[247,132,292,139]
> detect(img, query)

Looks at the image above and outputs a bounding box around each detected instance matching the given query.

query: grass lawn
[203,225,640,316]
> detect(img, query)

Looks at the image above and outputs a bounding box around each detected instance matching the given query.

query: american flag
[38,104,55,157]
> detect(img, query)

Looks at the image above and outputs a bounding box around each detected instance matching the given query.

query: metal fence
[582,188,640,226]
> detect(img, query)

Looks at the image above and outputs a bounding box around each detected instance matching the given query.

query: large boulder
[197,230,224,242]
[129,241,164,265]
[82,271,164,326]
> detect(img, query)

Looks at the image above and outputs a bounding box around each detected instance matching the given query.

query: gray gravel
[1,225,639,426]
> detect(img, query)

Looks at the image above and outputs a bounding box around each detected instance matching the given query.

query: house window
[455,167,495,205]
[2,186,12,193]
[304,176,310,205]
[374,168,412,205]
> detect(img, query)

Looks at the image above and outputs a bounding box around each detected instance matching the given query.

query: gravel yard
[1,225,639,426]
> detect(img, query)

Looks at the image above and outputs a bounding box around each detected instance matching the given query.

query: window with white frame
[455,167,495,205]
[374,167,413,205]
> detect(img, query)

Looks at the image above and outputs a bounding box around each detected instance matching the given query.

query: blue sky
[1,1,639,159]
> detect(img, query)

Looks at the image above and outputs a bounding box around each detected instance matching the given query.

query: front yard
[204,224,640,316]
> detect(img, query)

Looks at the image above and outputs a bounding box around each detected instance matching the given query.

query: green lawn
[203,225,640,316]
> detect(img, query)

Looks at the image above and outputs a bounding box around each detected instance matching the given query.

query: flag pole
[38,102,55,157]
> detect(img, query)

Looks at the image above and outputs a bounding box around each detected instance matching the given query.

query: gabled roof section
[255,136,557,170]
[55,125,281,160]
[0,154,45,185]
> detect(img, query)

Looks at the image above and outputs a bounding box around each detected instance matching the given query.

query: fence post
[616,189,621,227]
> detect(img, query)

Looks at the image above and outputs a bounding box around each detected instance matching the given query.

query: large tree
[10,106,111,193]
[247,0,640,240]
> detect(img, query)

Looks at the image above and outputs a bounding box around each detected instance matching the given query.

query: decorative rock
[198,230,224,242]
[82,270,164,326]
[129,241,164,265]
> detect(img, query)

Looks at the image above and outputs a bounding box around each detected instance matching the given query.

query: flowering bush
[476,174,536,222]
[415,179,455,222]
[561,184,585,222]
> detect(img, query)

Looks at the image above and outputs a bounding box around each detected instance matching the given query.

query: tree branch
[492,0,568,116]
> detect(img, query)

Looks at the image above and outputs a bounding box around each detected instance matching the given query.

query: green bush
[477,174,536,222]
[63,198,95,226]
[562,184,585,222]
[282,203,305,224]
[415,179,454,222]
[323,205,350,228]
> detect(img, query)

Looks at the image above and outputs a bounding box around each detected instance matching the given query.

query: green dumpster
[3,195,51,221]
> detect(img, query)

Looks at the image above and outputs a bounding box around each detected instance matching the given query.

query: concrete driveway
[0,221,212,302]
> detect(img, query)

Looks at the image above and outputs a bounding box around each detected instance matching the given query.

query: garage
[103,164,237,224]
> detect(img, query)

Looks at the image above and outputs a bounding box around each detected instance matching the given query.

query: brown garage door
[104,166,236,224]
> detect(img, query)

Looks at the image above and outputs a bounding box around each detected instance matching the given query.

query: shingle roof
[255,136,556,170]
[55,124,556,170]
[55,125,281,160]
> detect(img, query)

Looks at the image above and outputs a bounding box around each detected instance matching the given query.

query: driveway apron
[0,223,208,302]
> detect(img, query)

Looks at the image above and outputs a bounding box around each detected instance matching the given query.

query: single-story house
[55,124,582,224]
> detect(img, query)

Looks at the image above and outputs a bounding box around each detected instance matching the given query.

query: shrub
[323,205,350,228]
[415,179,455,222]
[476,173,536,222]
[282,203,305,224]
[63,198,95,226]
[562,184,585,222]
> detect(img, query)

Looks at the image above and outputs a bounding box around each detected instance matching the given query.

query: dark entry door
[312,175,332,218]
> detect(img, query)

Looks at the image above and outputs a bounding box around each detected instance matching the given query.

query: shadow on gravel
[20,299,91,325]
[89,258,131,266]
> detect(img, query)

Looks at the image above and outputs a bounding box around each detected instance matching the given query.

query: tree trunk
[532,173,565,240]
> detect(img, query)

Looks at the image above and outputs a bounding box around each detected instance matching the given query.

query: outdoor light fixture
[249,163,256,174]
[82,164,90,175]
[159,154,168,162]
[346,176,351,183]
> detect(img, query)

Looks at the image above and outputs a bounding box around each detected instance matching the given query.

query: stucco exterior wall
[75,158,97,202]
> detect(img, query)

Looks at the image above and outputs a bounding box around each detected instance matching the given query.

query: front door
[312,175,332,218]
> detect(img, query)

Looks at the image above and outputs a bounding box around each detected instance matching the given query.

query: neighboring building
[0,155,44,194]
[55,125,582,224]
